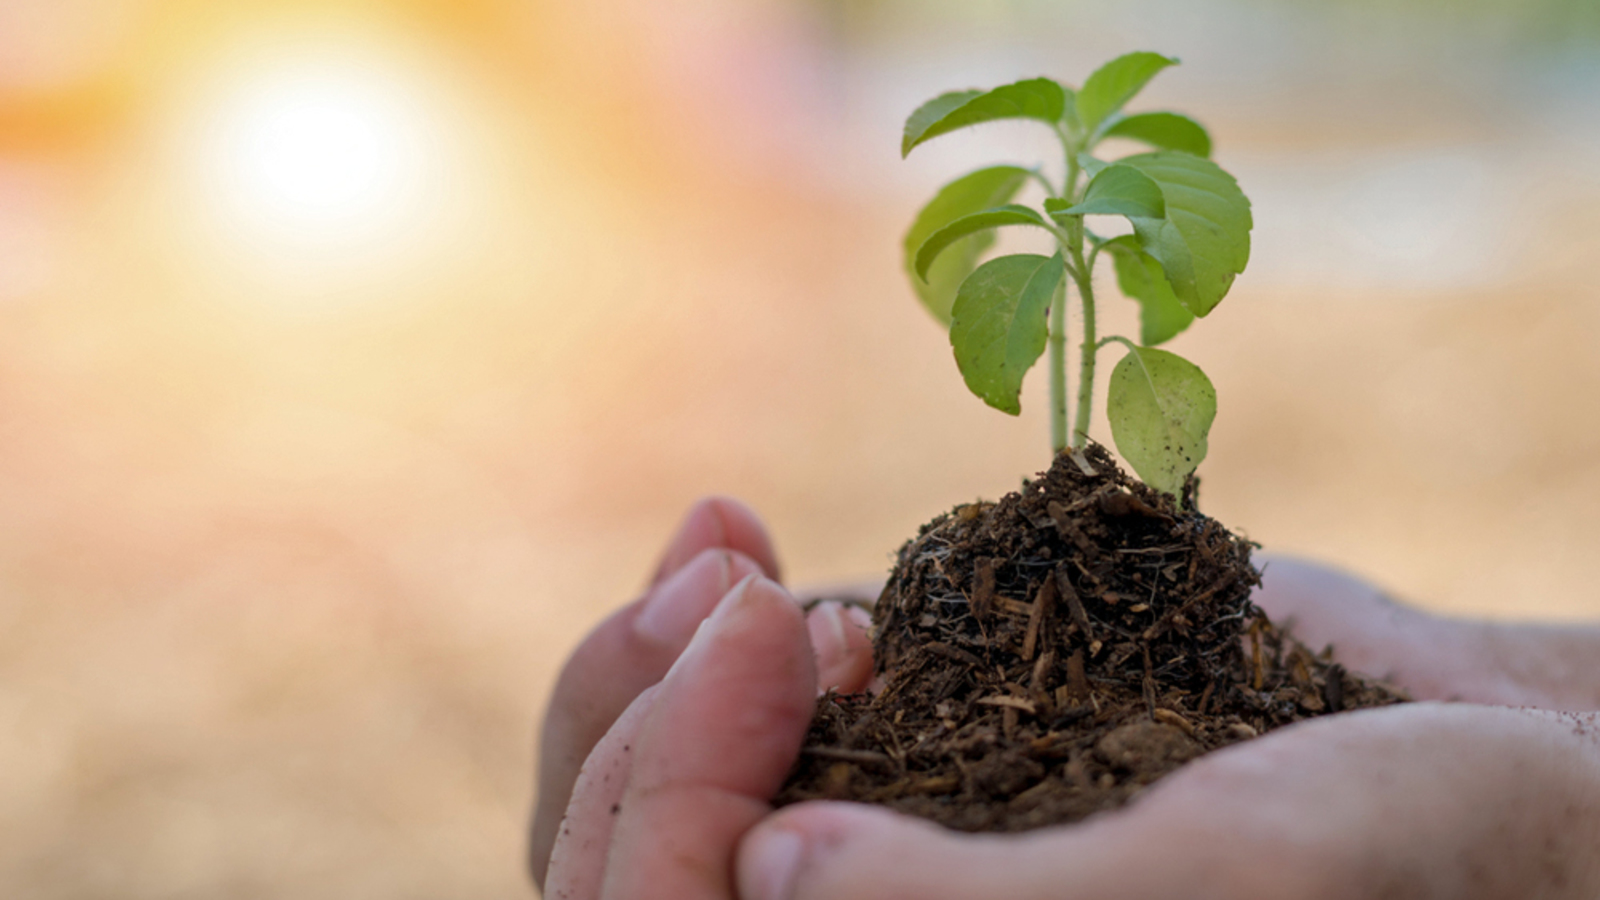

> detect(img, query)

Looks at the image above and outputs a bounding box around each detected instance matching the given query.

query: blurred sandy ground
[0,0,1598,896]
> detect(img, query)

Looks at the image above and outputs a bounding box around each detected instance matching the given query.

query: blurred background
[1,0,1598,895]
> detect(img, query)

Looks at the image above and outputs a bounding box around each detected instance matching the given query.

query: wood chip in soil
[776,443,1406,832]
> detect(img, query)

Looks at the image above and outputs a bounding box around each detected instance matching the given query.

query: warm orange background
[2,0,1598,895]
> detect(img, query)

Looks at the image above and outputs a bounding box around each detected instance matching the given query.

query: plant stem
[1052,124,1084,456]
[1058,124,1079,201]
[1048,278,1068,453]
[1070,253,1098,449]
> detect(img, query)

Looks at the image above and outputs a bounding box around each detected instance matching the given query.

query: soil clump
[776,444,1406,832]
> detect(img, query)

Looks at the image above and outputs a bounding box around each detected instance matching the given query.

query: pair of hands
[531,498,1600,899]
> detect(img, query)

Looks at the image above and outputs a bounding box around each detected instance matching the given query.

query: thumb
[736,801,1225,900]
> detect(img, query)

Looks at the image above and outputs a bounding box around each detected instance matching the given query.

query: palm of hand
[535,504,1600,900]
[1252,555,1598,710]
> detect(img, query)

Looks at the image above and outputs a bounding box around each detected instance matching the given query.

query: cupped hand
[1253,555,1600,710]
[732,557,1600,898]
[529,498,871,894]
[533,505,1600,900]
[740,702,1600,899]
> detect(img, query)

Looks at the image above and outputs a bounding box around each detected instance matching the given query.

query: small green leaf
[950,253,1065,415]
[1118,151,1251,317]
[904,166,1033,325]
[902,90,980,153]
[1107,345,1215,496]
[1102,112,1212,157]
[1058,85,1082,134]
[1076,52,1178,136]
[902,78,1067,157]
[1105,236,1193,345]
[914,205,1050,282]
[1077,152,1109,178]
[1057,164,1165,219]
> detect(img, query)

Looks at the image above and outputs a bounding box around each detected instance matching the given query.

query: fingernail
[710,572,764,624]
[807,602,850,690]
[662,573,765,680]
[811,602,848,658]
[844,604,873,633]
[653,500,726,582]
[634,550,731,646]
[744,827,803,900]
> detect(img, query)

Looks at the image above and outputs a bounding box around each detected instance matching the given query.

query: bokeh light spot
[205,60,431,248]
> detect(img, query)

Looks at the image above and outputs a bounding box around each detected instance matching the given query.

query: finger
[742,705,1600,900]
[1252,555,1484,702]
[737,801,1185,900]
[740,783,1328,900]
[652,496,782,586]
[531,548,766,886]
[790,579,885,608]
[736,713,1363,900]
[599,576,816,899]
[806,602,874,694]
[543,684,658,900]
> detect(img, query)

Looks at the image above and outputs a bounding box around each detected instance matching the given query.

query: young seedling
[903,52,1253,497]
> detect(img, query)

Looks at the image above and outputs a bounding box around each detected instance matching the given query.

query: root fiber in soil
[776,444,1406,832]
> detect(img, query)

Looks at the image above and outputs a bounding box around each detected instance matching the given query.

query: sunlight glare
[157,24,518,313]
[207,60,431,248]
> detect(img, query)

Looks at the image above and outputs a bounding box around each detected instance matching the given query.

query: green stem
[1049,278,1068,453]
[1053,124,1085,456]
[1043,223,1079,262]
[1058,125,1080,202]
[1070,243,1097,449]
[1085,239,1105,274]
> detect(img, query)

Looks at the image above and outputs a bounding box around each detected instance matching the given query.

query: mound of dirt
[777,444,1405,831]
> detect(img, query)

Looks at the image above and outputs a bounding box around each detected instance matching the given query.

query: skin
[529,497,872,890]
[531,500,1600,900]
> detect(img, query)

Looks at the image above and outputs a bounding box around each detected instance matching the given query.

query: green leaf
[1105,236,1194,345]
[902,78,1067,157]
[1118,151,1251,317]
[1077,152,1109,178]
[1076,52,1178,136]
[904,166,1033,325]
[1102,112,1212,157]
[1107,346,1215,496]
[1058,85,1082,134]
[950,253,1066,415]
[914,204,1051,282]
[902,90,980,154]
[1057,164,1165,219]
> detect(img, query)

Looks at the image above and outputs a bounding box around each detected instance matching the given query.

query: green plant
[903,52,1253,497]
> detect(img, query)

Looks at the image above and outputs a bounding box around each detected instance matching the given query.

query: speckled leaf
[1107,346,1215,496]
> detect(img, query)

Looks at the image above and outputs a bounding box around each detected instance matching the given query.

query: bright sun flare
[202,56,436,251]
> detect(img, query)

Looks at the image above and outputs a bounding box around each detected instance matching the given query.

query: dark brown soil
[776,444,1406,832]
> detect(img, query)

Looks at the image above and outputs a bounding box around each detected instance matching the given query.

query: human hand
[739,701,1600,899]
[529,497,871,895]
[531,507,1600,900]
[1253,555,1600,710]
